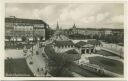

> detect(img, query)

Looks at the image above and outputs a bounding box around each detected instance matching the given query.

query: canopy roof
[53,40,74,47]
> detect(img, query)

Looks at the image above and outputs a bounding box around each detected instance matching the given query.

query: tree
[22,36,27,42]
[44,45,73,76]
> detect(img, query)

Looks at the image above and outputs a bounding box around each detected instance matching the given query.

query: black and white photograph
[1,80,126,81]
[4,2,124,77]
[1,80,127,81]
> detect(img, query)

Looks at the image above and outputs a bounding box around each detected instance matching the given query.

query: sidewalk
[82,54,123,62]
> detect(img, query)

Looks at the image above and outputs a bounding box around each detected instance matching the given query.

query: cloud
[96,12,110,22]
[5,3,124,29]
[111,15,123,23]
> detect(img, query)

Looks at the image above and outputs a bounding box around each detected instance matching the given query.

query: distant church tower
[54,21,61,36]
[73,24,76,29]
[50,21,70,41]
[56,21,59,30]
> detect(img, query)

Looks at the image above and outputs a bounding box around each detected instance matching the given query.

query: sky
[5,3,124,29]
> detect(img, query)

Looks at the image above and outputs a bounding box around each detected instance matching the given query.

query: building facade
[5,17,49,42]
[68,24,99,35]
[75,41,96,54]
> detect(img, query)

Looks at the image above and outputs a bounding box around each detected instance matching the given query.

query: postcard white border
[0,0,127,80]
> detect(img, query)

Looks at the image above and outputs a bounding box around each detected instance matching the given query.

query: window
[91,49,93,52]
[86,49,89,53]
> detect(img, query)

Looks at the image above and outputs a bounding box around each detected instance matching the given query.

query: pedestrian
[37,68,39,72]
[44,70,47,77]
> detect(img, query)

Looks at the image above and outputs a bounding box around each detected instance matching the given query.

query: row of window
[5,23,45,28]
[14,23,45,26]
[69,31,99,35]
[14,26,33,31]
[5,32,45,36]
[6,30,40,33]
[5,23,13,27]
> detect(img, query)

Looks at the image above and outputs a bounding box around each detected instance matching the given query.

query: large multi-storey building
[5,16,49,42]
[68,24,99,35]
[62,24,124,43]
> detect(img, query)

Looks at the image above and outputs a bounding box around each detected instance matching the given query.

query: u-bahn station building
[5,17,49,42]
[48,23,98,55]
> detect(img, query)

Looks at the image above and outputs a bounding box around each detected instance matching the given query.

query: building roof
[49,34,70,41]
[87,39,101,45]
[53,40,74,47]
[75,41,87,48]
[5,17,48,25]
